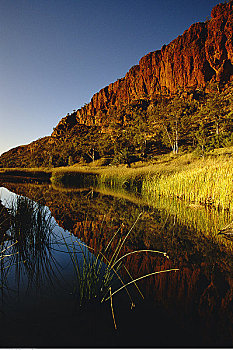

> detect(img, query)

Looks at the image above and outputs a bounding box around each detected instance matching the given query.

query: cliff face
[52,0,233,136]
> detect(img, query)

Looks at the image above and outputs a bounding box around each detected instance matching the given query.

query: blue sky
[0,0,219,155]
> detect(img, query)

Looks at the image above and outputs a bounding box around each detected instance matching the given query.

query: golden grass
[47,148,233,212]
[142,156,233,211]
[1,147,233,212]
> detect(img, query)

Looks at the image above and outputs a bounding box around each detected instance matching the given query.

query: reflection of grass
[0,241,19,291]
[9,195,54,238]
[50,175,233,255]
[6,195,58,288]
[64,213,178,329]
[141,188,233,254]
[0,201,11,236]
[0,201,18,290]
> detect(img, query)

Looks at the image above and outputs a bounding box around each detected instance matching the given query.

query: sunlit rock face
[52,0,233,135]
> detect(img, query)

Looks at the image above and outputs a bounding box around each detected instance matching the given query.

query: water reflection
[1,195,58,292]
[0,182,232,346]
[0,198,10,236]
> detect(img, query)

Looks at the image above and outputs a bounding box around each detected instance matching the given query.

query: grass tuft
[63,213,178,328]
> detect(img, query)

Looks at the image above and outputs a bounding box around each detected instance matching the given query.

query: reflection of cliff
[2,182,233,345]
[73,214,233,346]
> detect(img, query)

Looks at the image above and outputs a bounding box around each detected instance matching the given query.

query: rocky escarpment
[52,0,233,136]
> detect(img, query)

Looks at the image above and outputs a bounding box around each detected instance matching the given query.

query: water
[0,182,232,347]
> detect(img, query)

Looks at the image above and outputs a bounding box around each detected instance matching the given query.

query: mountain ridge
[52,0,233,136]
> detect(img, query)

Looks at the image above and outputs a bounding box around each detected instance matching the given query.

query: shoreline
[0,147,233,211]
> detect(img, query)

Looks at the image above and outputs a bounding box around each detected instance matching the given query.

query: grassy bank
[51,147,233,211]
[1,147,233,212]
[142,155,233,211]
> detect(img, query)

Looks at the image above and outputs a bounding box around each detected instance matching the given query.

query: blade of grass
[123,264,144,300]
[110,287,117,330]
[104,268,179,301]
[111,213,143,265]
[112,249,169,268]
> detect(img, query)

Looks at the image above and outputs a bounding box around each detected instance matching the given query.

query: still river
[0,181,232,347]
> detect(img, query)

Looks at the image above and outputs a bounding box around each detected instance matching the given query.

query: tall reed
[64,213,178,328]
[142,157,233,212]
[5,195,59,288]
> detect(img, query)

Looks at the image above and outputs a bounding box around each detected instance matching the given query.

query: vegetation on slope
[0,82,233,169]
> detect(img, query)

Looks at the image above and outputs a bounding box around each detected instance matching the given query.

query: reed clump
[64,213,178,328]
[0,201,19,289]
[2,195,57,287]
[142,156,233,212]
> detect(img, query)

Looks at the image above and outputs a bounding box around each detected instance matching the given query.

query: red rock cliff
[52,0,233,136]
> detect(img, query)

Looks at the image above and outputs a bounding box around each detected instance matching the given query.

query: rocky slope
[52,0,233,136]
